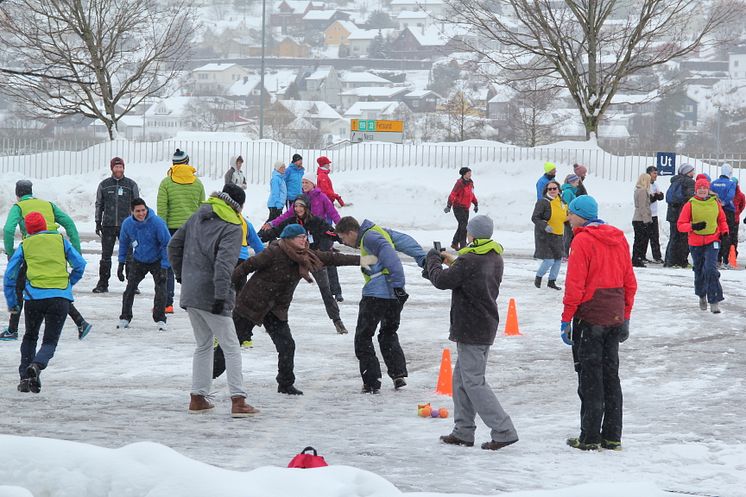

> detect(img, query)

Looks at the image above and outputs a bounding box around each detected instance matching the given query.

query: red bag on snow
[287,446,329,468]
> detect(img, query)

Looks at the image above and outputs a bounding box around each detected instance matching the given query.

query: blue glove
[560,321,573,346]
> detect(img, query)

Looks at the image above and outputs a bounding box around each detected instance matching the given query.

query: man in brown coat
[229,223,360,395]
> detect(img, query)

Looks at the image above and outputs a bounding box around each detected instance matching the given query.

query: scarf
[278,238,323,283]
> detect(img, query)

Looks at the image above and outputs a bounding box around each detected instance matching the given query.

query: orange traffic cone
[435,348,453,396]
[728,246,737,268]
[504,298,521,336]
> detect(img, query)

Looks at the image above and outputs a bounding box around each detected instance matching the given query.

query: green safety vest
[17,198,59,233]
[359,225,394,283]
[690,196,719,236]
[22,233,69,290]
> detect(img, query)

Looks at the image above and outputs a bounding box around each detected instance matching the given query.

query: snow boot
[277,384,304,395]
[393,377,407,390]
[26,363,41,394]
[78,322,92,340]
[566,437,599,451]
[361,384,380,394]
[92,284,108,294]
[333,320,348,334]
[699,297,707,311]
[534,276,542,288]
[601,439,622,451]
[231,396,258,417]
[481,439,518,451]
[188,394,214,414]
[439,434,473,447]
[17,379,30,393]
[710,302,721,314]
[547,280,562,290]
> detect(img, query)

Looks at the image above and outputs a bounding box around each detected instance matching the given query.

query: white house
[339,70,392,90]
[339,87,410,109]
[728,48,746,79]
[192,63,250,95]
[275,99,349,138]
[396,10,430,29]
[343,101,411,120]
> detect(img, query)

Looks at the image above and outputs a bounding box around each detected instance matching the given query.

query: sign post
[656,152,676,176]
[350,119,404,144]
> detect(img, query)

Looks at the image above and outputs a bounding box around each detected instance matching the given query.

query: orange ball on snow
[420,406,432,417]
[439,408,448,418]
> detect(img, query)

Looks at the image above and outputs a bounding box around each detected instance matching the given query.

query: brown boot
[188,394,214,414]
[231,396,259,418]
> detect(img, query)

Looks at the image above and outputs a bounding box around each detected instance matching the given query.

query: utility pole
[259,0,267,139]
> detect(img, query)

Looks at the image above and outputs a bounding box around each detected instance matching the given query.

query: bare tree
[444,0,745,140]
[510,78,563,147]
[0,0,194,140]
[440,90,483,141]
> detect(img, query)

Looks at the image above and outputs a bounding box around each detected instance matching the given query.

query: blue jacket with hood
[118,208,171,268]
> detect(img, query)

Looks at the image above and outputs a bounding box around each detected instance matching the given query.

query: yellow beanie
[544,162,556,174]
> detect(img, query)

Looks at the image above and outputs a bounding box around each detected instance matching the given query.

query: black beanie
[15,180,33,197]
[222,183,246,207]
[459,167,471,177]
[292,153,302,163]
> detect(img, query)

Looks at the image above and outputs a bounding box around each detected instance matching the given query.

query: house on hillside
[274,37,311,57]
[227,75,271,116]
[343,101,412,121]
[402,89,441,112]
[192,63,250,95]
[271,0,321,34]
[388,26,456,59]
[302,10,350,32]
[91,115,144,140]
[728,46,746,79]
[298,66,343,107]
[274,99,348,138]
[486,86,515,121]
[324,20,359,46]
[339,87,410,109]
[339,71,392,90]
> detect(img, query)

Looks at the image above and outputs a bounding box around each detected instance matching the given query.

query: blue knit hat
[569,195,598,220]
[280,224,306,239]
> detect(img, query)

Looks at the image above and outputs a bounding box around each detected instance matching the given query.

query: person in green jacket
[157,149,206,312]
[2,180,92,341]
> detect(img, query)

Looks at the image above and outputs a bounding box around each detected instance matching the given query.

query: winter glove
[560,321,573,346]
[393,287,409,306]
[720,231,729,241]
[324,230,341,243]
[618,320,630,343]
[473,204,479,213]
[95,221,102,237]
[444,205,451,213]
[544,225,553,233]
[360,254,379,271]
[691,221,706,231]
[211,299,225,315]
[655,192,664,201]
[117,262,125,282]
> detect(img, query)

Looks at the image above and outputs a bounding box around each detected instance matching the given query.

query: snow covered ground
[1,154,745,496]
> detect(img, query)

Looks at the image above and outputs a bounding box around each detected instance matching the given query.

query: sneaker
[601,439,622,451]
[240,340,253,348]
[0,328,19,341]
[393,377,407,390]
[164,305,174,314]
[277,384,304,395]
[439,434,474,447]
[117,319,130,329]
[333,320,348,335]
[156,321,167,331]
[651,259,664,265]
[481,439,518,451]
[722,264,733,270]
[361,384,380,394]
[710,302,721,314]
[78,322,92,340]
[334,294,344,303]
[17,379,30,393]
[26,363,41,394]
[92,285,108,293]
[566,437,599,451]
[699,297,707,311]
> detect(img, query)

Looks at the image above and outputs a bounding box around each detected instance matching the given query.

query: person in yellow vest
[2,180,91,341]
[531,180,568,290]
[677,176,729,314]
[4,212,86,393]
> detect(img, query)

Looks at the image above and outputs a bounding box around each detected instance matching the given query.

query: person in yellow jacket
[531,180,568,290]
[157,149,205,313]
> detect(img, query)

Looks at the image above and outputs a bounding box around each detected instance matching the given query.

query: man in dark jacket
[93,157,140,293]
[168,184,257,418]
[425,215,519,451]
[664,164,696,268]
[561,196,637,451]
[117,198,171,331]
[230,224,360,395]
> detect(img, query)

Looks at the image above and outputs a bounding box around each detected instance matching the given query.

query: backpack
[666,179,686,205]
[287,447,329,469]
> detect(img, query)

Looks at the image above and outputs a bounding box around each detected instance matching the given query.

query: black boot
[548,280,562,290]
[277,384,304,395]
[26,363,41,394]
[534,276,542,288]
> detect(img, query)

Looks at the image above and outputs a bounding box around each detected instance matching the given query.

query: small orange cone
[504,298,521,336]
[435,348,453,396]
[728,246,737,268]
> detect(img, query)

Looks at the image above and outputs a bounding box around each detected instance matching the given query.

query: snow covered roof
[404,89,440,98]
[286,117,317,130]
[144,96,195,117]
[227,76,262,96]
[406,26,449,47]
[340,87,410,98]
[302,10,337,20]
[488,86,515,104]
[347,29,395,41]
[343,101,403,117]
[274,0,310,14]
[326,20,358,33]
[397,10,429,19]
[339,71,391,84]
[193,63,241,73]
[306,66,334,81]
[262,69,299,93]
[277,100,343,120]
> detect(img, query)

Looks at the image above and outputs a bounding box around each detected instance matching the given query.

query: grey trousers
[187,307,247,399]
[452,342,518,443]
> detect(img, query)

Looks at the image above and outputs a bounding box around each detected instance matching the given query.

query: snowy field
[1,153,745,496]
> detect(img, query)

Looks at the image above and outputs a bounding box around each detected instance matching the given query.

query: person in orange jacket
[677,176,729,314]
[316,156,345,207]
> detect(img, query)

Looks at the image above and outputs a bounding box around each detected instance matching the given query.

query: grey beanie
[466,215,493,239]
[15,180,33,197]
[678,163,695,175]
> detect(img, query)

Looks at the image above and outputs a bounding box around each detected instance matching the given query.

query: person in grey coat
[632,172,653,267]
[424,215,519,451]
[167,183,257,418]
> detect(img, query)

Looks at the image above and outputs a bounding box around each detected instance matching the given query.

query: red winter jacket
[316,167,344,206]
[562,223,637,326]
[676,195,729,247]
[447,179,478,209]
[734,185,745,218]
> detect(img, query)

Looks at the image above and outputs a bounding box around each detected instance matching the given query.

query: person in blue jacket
[267,160,287,221]
[335,216,426,393]
[536,162,557,200]
[709,163,738,268]
[4,212,86,393]
[284,154,305,208]
[117,198,171,331]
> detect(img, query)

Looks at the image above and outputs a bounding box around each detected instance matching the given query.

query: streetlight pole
[259,0,267,139]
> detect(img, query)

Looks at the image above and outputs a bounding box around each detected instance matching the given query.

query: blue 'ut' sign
[656,152,676,176]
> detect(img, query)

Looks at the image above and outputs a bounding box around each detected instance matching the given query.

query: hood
[200,198,241,225]
[357,219,376,246]
[574,223,626,247]
[229,155,239,168]
[168,164,197,185]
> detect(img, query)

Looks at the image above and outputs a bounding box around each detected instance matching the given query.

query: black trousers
[571,319,623,444]
[718,210,738,264]
[8,267,84,332]
[98,226,133,287]
[20,298,69,378]
[665,220,690,267]
[648,216,662,261]
[631,221,651,264]
[354,296,407,389]
[451,207,469,249]
[119,261,167,322]
[327,265,342,297]
[267,207,283,222]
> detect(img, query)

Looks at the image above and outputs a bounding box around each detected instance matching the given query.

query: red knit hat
[24,212,47,235]
[110,157,125,169]
[317,156,331,167]
[695,177,710,192]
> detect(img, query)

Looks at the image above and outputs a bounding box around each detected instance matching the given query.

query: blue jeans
[689,243,723,304]
[19,298,69,378]
[537,259,562,280]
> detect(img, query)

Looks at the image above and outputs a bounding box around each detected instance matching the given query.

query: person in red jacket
[733,178,744,260]
[677,176,729,314]
[444,167,478,250]
[560,195,637,451]
[316,156,345,207]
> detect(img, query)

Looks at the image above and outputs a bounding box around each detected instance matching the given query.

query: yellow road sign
[351,119,404,133]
